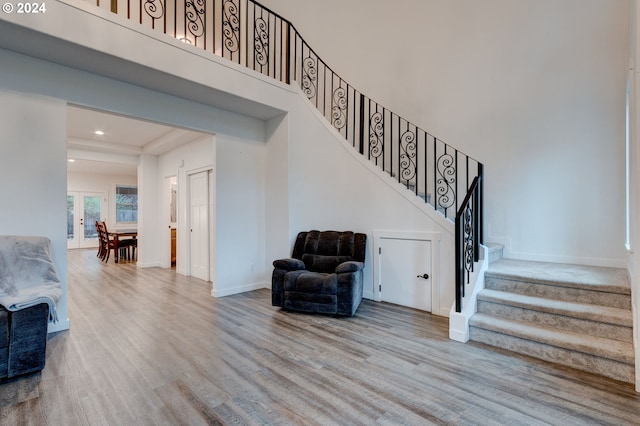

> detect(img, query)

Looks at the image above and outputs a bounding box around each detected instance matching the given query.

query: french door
[67,192,105,249]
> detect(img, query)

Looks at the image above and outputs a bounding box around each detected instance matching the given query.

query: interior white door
[379,238,432,311]
[189,171,209,281]
[67,192,104,249]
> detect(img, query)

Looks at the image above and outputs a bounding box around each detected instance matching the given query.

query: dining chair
[100,222,136,263]
[95,221,107,260]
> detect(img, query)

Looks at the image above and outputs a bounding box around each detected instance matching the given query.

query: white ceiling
[66,105,208,176]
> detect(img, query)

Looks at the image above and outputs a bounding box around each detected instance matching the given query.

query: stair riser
[469,327,635,384]
[476,300,633,342]
[488,249,502,264]
[485,277,631,309]
[486,246,503,264]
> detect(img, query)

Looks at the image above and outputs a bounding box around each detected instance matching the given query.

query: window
[625,72,631,251]
[115,185,138,223]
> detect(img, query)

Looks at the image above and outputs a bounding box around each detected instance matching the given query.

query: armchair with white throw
[0,236,62,378]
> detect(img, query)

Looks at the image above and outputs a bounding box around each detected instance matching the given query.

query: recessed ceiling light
[68,159,75,162]
[94,130,105,136]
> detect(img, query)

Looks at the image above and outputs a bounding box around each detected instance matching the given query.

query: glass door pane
[81,195,102,248]
[67,194,77,249]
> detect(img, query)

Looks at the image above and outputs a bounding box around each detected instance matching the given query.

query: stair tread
[477,289,633,327]
[469,313,634,364]
[486,259,630,294]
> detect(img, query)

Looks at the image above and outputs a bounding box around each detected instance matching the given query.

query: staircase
[469,256,635,384]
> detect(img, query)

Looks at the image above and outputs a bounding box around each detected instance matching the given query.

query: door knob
[417,273,429,279]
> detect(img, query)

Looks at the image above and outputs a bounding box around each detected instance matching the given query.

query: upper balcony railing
[90,0,483,311]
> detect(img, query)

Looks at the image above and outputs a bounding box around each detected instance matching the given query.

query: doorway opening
[66,104,212,275]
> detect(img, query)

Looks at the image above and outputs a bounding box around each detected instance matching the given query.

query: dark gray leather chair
[272,230,366,316]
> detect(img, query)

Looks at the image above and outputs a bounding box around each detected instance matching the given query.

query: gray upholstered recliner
[272,230,367,316]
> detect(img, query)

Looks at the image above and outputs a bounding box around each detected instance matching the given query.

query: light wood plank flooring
[1,249,639,425]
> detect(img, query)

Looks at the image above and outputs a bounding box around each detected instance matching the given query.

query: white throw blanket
[0,236,62,322]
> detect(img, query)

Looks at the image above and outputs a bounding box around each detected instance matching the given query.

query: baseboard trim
[485,237,625,269]
[212,281,269,298]
[507,252,625,269]
[136,262,162,268]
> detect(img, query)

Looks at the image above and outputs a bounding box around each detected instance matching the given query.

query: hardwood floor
[1,249,639,425]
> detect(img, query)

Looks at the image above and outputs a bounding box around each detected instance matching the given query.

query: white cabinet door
[379,237,432,312]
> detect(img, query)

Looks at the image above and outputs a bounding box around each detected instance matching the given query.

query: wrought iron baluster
[302,49,318,103]
[399,126,416,184]
[185,0,205,42]
[436,145,456,213]
[423,129,428,203]
[254,11,269,71]
[369,110,384,162]
[223,0,240,57]
[332,82,347,131]
[463,201,474,284]
[143,0,164,23]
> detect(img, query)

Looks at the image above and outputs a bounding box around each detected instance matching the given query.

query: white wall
[265,114,291,275]
[260,0,629,267]
[137,154,161,267]
[215,134,268,296]
[0,90,69,332]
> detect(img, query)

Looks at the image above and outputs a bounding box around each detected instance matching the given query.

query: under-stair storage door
[375,232,440,313]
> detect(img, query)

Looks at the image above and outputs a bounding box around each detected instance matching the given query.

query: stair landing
[486,259,630,291]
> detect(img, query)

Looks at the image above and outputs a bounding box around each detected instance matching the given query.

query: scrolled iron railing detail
[223,0,240,53]
[302,55,318,101]
[332,86,347,130]
[254,16,269,67]
[144,0,164,19]
[186,0,206,39]
[436,153,456,210]
[369,112,384,159]
[463,204,474,280]
[399,129,416,183]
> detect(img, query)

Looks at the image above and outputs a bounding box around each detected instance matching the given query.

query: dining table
[108,229,137,263]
